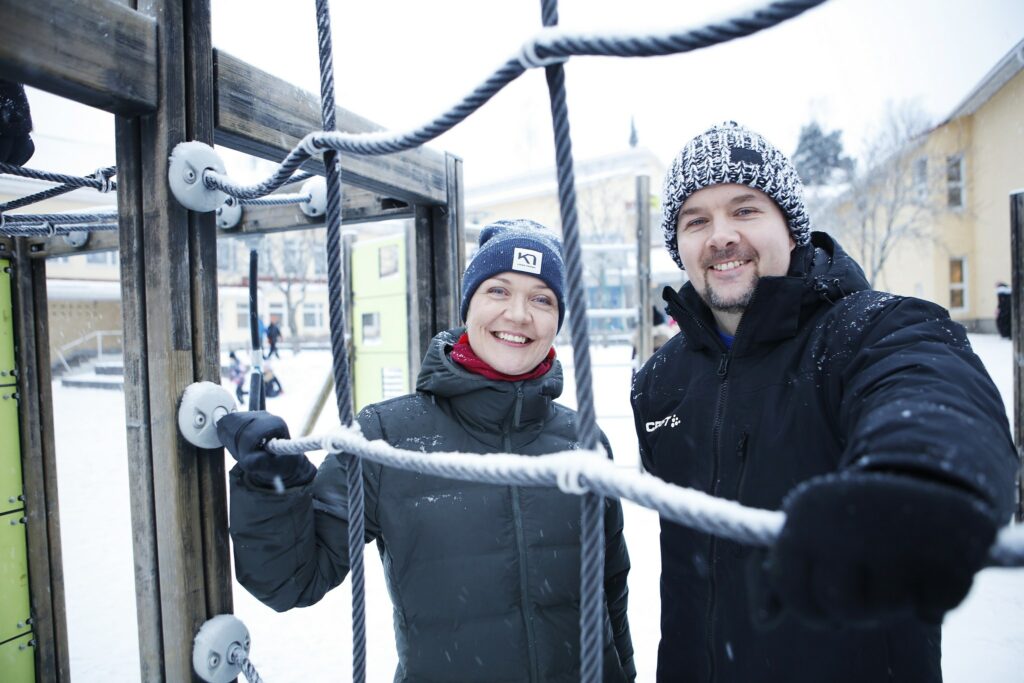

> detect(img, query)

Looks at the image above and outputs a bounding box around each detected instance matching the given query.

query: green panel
[0,259,20,516]
[0,259,15,382]
[0,397,22,515]
[0,513,31,643]
[352,233,410,412]
[0,632,36,683]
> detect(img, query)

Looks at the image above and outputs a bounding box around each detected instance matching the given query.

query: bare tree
[259,230,324,353]
[828,101,937,288]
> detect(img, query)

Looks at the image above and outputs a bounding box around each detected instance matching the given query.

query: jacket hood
[415,328,564,433]
[664,231,870,352]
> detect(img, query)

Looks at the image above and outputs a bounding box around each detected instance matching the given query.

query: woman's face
[465,271,559,375]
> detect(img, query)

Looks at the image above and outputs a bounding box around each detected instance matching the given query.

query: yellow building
[834,37,1024,331]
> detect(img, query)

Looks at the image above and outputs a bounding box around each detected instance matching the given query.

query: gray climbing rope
[535,0,604,677]
[199,0,826,202]
[0,221,118,238]
[0,165,117,212]
[312,2,365,682]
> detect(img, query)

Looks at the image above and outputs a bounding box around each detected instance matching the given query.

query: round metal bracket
[62,231,90,248]
[299,176,327,218]
[192,614,251,683]
[168,141,228,212]
[216,197,243,230]
[178,381,236,449]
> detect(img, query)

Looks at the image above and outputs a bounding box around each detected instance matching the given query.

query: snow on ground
[50,335,1022,681]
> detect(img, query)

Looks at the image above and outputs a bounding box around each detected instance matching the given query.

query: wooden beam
[635,175,652,366]
[214,50,448,205]
[430,153,464,332]
[1011,190,1023,523]
[11,242,70,682]
[0,0,157,115]
[184,0,233,625]
[114,0,227,679]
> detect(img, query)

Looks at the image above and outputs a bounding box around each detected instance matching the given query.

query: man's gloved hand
[760,472,998,627]
[0,81,35,166]
[216,411,316,489]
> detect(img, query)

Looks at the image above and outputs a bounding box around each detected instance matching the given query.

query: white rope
[265,425,1024,565]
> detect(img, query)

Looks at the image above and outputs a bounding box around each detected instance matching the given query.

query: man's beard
[699,246,757,314]
[702,280,754,314]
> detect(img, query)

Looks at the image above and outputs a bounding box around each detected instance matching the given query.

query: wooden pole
[635,175,652,367]
[1011,190,1023,522]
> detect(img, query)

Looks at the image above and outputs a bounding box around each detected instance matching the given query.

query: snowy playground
[54,336,1022,682]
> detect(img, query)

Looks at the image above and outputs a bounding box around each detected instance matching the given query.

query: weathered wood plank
[185,0,233,623]
[1011,191,1023,522]
[0,0,157,115]
[230,190,412,235]
[412,206,436,361]
[430,153,465,333]
[12,243,70,682]
[214,50,448,205]
[635,175,652,366]
[114,114,165,682]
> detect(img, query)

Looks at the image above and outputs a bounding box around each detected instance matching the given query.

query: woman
[219,219,636,682]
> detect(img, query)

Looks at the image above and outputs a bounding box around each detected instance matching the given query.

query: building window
[362,311,381,344]
[217,240,237,272]
[949,257,967,310]
[86,251,116,265]
[912,157,928,200]
[235,302,248,329]
[313,242,327,276]
[268,302,285,327]
[303,302,324,329]
[379,244,399,278]
[946,155,964,209]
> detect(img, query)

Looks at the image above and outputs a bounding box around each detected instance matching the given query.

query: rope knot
[91,168,113,193]
[556,455,589,495]
[299,133,324,158]
[517,35,567,69]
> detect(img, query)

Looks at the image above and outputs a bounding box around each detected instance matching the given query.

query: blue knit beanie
[460,219,566,330]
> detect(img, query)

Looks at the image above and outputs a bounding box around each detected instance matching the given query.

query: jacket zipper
[734,433,750,500]
[507,387,539,682]
[704,352,730,682]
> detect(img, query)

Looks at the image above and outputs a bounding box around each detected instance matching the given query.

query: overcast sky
[22,0,1024,191]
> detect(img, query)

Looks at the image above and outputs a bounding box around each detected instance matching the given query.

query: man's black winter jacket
[231,329,635,682]
[631,233,1017,682]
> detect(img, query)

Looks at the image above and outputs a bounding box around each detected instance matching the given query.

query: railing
[55,329,123,373]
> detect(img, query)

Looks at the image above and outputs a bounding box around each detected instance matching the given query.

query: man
[264,318,281,359]
[631,121,1018,682]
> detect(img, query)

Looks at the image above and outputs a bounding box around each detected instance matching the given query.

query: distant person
[996,281,1012,339]
[264,320,282,359]
[227,351,247,404]
[0,80,34,165]
[218,219,635,681]
[632,121,1018,682]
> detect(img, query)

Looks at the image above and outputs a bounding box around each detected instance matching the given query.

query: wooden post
[1011,190,1023,522]
[635,175,652,366]
[10,243,70,682]
[114,0,226,679]
[411,155,464,362]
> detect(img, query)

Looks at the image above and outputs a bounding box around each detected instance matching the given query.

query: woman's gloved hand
[216,411,315,489]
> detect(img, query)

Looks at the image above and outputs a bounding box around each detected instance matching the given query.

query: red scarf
[450,333,555,382]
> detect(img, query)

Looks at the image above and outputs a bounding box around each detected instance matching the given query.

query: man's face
[675,184,795,315]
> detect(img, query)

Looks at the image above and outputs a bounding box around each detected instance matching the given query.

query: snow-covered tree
[792,121,855,186]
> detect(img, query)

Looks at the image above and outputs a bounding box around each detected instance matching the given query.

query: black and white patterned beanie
[661,121,811,270]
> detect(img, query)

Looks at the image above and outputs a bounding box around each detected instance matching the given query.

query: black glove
[216,411,316,489]
[0,81,35,166]
[760,472,998,627]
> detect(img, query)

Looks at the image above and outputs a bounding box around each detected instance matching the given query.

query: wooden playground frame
[1,2,1022,682]
[0,1,464,680]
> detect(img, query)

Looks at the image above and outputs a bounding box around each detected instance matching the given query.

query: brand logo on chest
[645,414,681,433]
